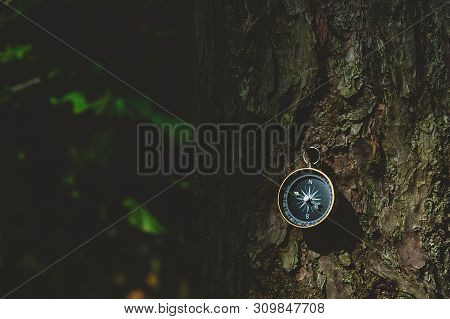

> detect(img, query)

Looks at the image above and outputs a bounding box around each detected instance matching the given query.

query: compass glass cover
[278,168,334,228]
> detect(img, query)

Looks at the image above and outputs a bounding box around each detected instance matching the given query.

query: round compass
[278,167,335,228]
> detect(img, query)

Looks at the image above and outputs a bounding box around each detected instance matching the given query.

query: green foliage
[49,90,181,125]
[122,197,165,235]
[67,130,113,167]
[62,172,76,187]
[50,90,193,142]
[47,67,62,79]
[0,44,32,63]
[16,151,26,161]
[71,190,80,199]
[2,0,195,298]
[50,92,89,114]
[178,181,190,190]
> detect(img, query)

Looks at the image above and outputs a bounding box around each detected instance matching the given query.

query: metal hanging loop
[302,146,320,168]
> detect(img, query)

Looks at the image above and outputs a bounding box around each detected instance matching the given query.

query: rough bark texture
[193,0,449,298]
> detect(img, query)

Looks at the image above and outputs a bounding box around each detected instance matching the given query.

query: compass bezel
[277,167,335,228]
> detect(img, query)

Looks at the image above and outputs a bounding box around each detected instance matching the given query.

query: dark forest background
[0,0,200,298]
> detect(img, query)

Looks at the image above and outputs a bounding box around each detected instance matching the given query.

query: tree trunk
[193,0,449,298]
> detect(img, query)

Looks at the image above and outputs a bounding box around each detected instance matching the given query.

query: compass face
[278,168,334,228]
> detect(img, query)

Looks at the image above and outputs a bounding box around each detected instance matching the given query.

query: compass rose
[295,185,321,213]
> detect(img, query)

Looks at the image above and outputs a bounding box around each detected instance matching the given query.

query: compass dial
[278,168,334,228]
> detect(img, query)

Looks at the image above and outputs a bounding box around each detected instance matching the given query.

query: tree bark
[193,0,449,298]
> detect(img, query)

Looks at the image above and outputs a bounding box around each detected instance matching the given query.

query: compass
[278,147,335,228]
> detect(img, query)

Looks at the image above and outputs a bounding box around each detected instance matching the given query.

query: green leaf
[122,198,165,235]
[50,91,89,114]
[0,44,32,63]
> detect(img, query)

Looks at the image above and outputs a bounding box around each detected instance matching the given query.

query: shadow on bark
[303,193,363,255]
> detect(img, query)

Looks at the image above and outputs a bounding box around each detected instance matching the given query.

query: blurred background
[0,0,201,298]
